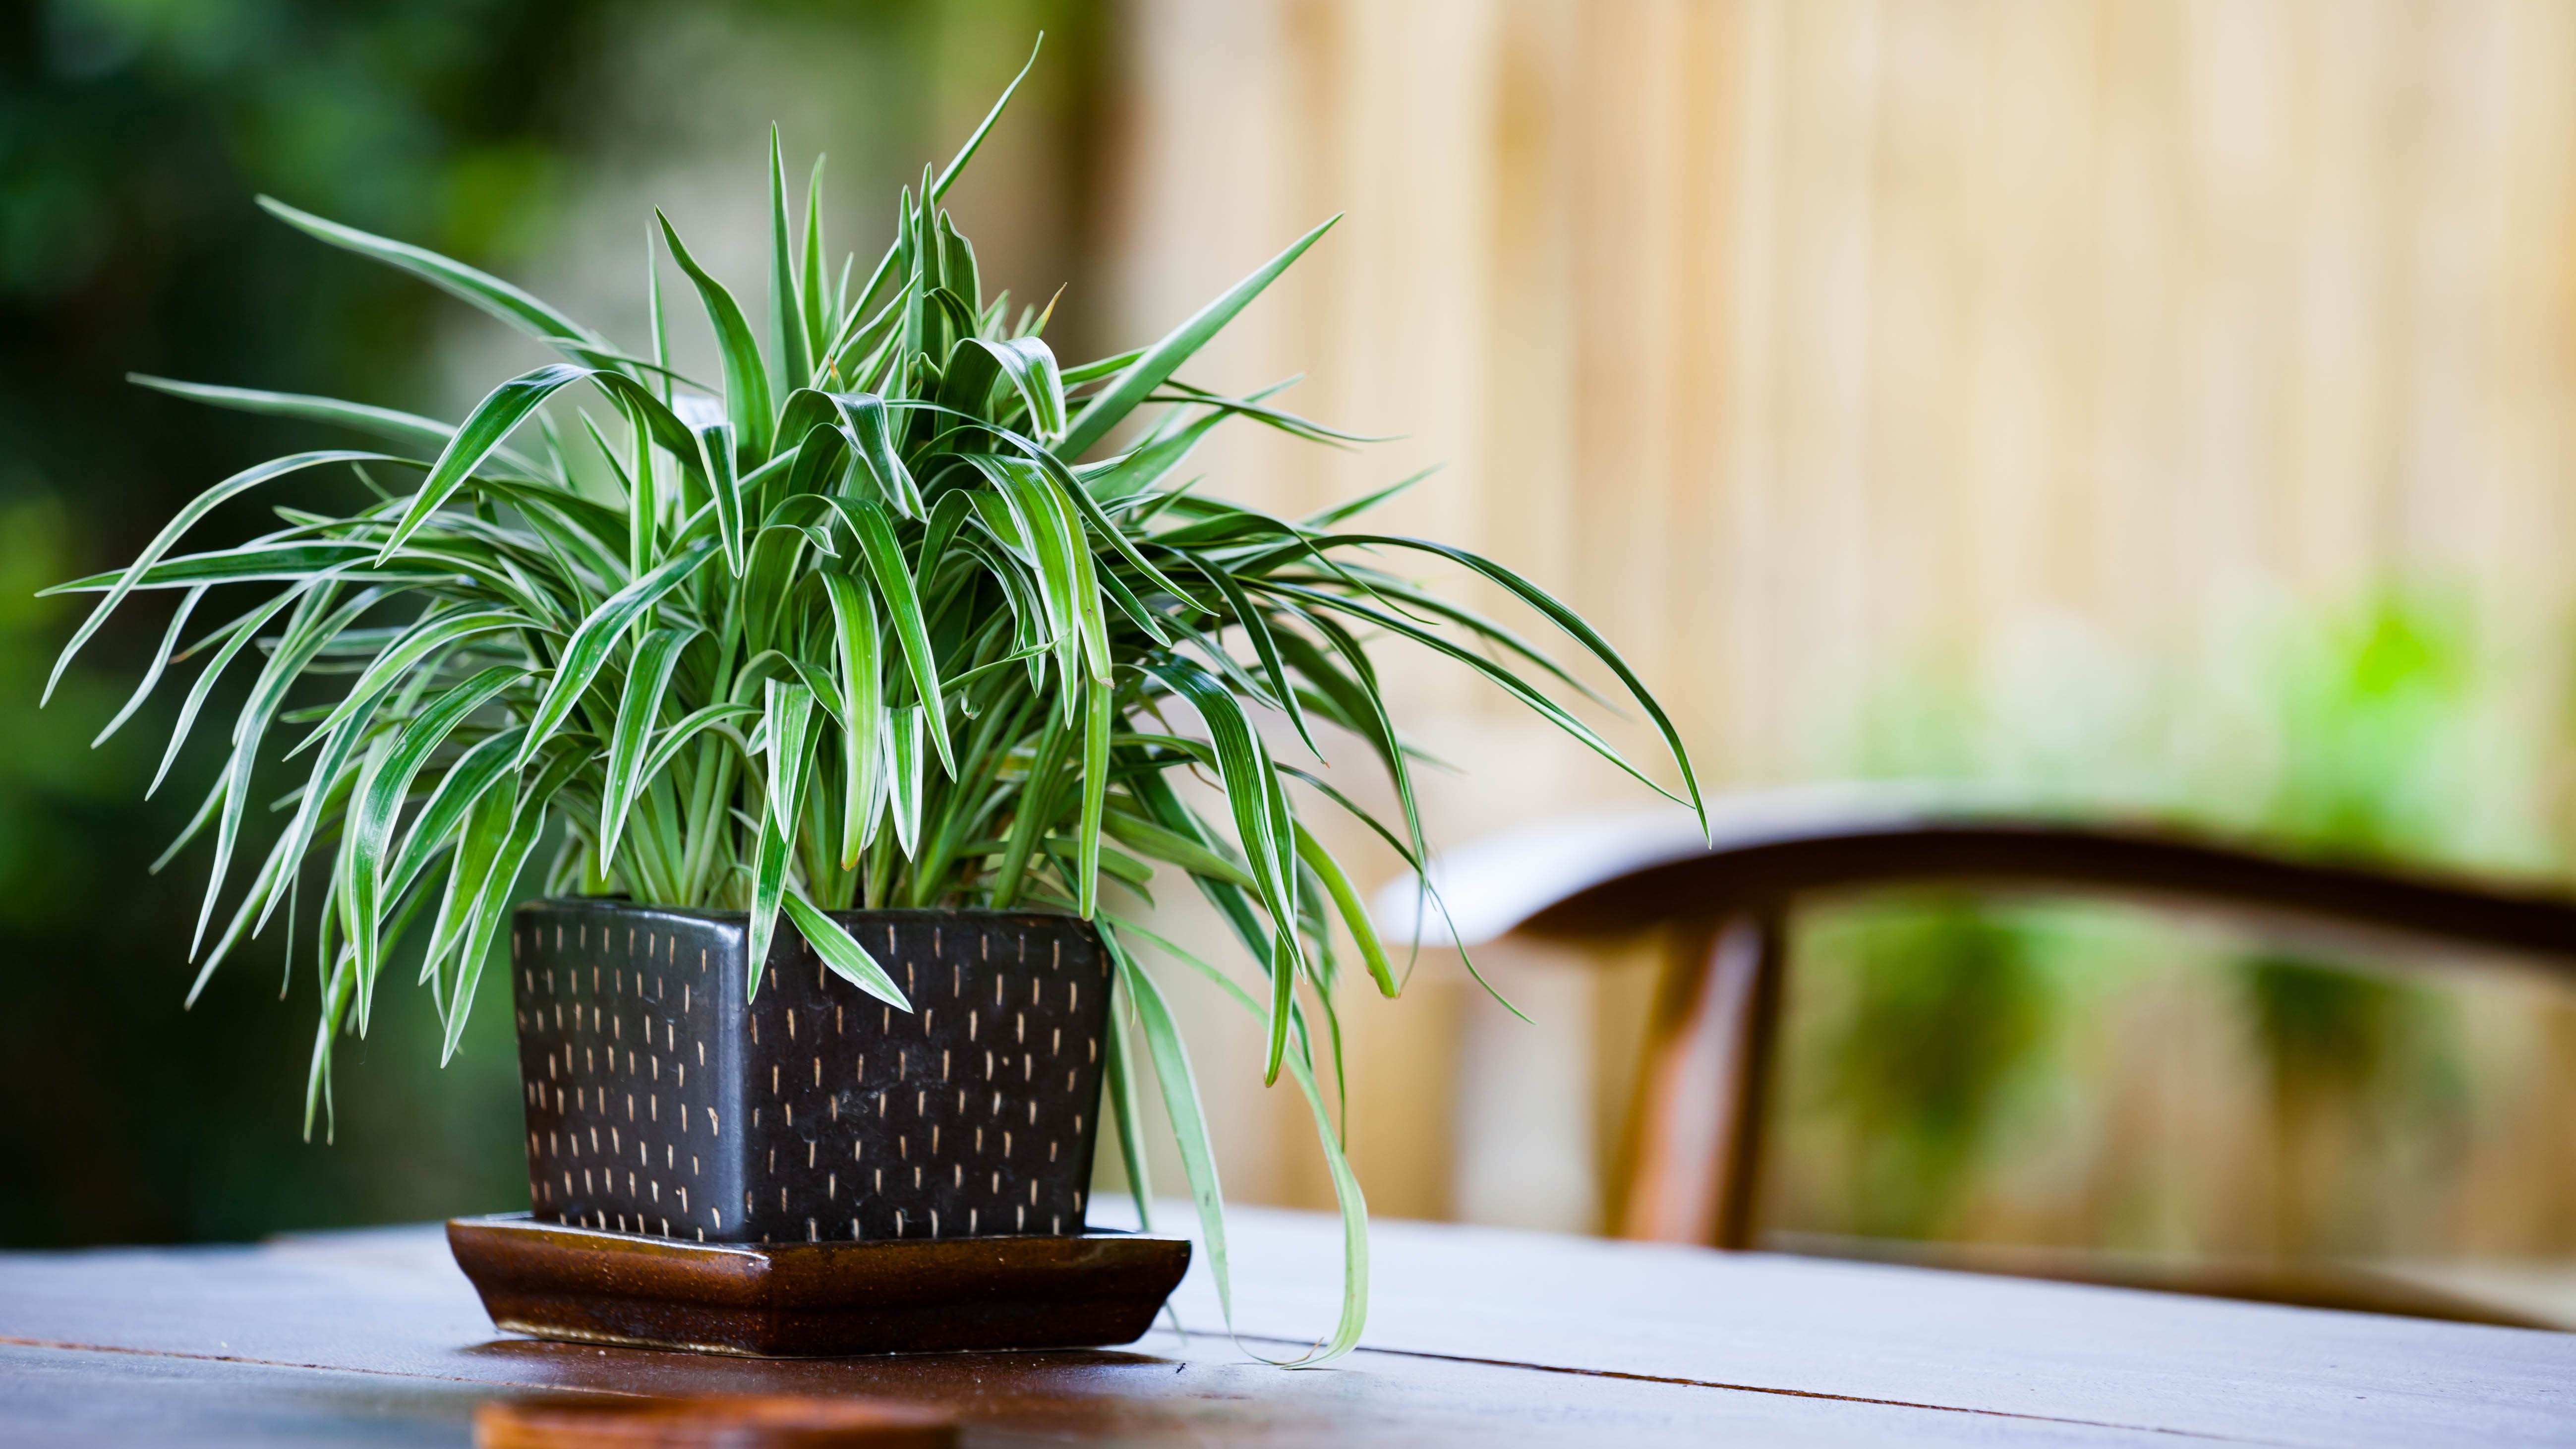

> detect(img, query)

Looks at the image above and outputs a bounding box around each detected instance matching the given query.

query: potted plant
[45,54,1700,1360]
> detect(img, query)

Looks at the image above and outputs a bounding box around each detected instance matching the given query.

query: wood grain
[3,1207,2570,1446]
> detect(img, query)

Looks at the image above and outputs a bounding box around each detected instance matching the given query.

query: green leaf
[46,451,383,704]
[376,365,591,561]
[595,627,696,871]
[657,211,775,459]
[959,336,1066,440]
[1102,926,1231,1323]
[831,393,922,515]
[745,678,818,996]
[127,374,542,479]
[1314,535,1706,828]
[781,893,910,1009]
[820,573,884,866]
[1058,215,1340,458]
[698,421,746,578]
[1299,465,1437,529]
[1080,400,1230,503]
[259,196,616,364]
[190,582,375,958]
[768,126,813,399]
[45,541,386,595]
[91,585,205,749]
[1186,552,1314,755]
[1061,345,1144,385]
[302,951,355,1141]
[422,768,521,1004]
[761,676,818,828]
[1277,579,1691,813]
[1108,913,1369,1366]
[147,587,305,800]
[1101,808,1257,890]
[290,606,531,754]
[1103,994,1154,1232]
[885,703,925,857]
[975,459,1086,691]
[440,753,577,1063]
[387,726,528,902]
[516,538,719,767]
[1077,679,1111,917]
[979,416,1205,615]
[800,155,831,371]
[1295,822,1395,998]
[342,665,527,991]
[929,37,1041,205]
[630,702,759,810]
[845,500,952,774]
[1140,654,1306,1084]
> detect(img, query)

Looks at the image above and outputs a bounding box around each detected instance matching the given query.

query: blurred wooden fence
[1098,0,2576,1251]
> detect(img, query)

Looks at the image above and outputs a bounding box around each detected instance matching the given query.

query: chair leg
[1613,911,1787,1248]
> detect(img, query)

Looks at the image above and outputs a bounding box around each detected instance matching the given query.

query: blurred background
[10,0,2576,1312]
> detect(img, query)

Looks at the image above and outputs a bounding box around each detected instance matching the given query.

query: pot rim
[526,896,1091,926]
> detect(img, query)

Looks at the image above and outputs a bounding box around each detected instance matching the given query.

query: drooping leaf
[46,452,383,703]
[259,196,618,364]
[782,893,910,1009]
[128,374,541,479]
[91,584,206,749]
[342,665,527,991]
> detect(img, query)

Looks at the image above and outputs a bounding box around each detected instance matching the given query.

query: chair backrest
[1380,787,2576,1309]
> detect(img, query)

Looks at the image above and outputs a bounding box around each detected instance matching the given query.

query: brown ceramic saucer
[474,1393,957,1448]
[448,1213,1190,1358]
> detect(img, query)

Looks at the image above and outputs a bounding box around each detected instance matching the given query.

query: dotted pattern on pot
[510,900,1110,1246]
[511,906,742,1243]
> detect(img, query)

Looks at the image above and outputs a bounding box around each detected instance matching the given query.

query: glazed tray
[448,1213,1190,1358]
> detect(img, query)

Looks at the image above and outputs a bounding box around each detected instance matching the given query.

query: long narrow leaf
[657,212,774,459]
[128,374,538,478]
[260,196,615,361]
[782,893,910,1008]
[845,501,952,773]
[1102,927,1231,1324]
[91,585,205,749]
[375,365,588,560]
[47,451,381,702]
[767,126,813,399]
[516,538,718,766]
[1059,216,1339,458]
[595,626,696,869]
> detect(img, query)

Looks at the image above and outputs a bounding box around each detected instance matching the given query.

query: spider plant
[42,56,1701,1360]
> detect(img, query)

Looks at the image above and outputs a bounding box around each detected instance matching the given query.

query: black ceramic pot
[508,897,1111,1246]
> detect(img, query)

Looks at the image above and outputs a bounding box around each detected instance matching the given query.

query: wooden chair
[1387,786,2576,1326]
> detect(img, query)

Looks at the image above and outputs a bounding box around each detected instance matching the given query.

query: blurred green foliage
[0,0,619,1248]
[2238,602,2478,1253]
[0,0,1100,1247]
[1791,597,2516,1249]
[1807,903,2048,1238]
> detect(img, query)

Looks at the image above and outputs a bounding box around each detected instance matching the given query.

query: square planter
[508,897,1111,1246]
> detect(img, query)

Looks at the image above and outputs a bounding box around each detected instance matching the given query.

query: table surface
[3,1205,2572,1448]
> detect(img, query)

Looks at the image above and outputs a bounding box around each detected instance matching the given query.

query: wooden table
[3,1205,2571,1447]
